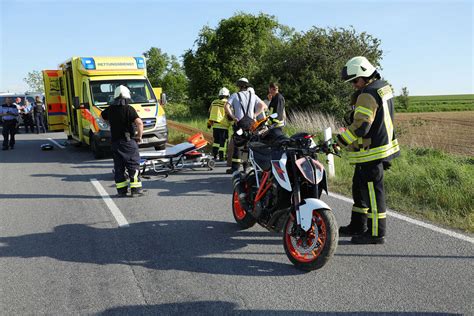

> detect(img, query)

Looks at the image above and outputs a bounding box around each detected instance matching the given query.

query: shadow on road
[99,301,461,315]
[143,173,231,196]
[0,220,306,277]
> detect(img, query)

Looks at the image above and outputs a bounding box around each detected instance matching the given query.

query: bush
[164,102,192,120]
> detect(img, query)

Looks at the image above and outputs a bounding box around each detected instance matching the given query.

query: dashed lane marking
[90,179,129,228]
[328,192,473,244]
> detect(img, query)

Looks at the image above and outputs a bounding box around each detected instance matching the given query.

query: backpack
[236,91,255,131]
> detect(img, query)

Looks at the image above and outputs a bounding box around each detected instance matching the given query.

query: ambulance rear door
[42,70,67,131]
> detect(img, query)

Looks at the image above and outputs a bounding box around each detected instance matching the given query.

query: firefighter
[101,85,145,197]
[336,56,400,244]
[207,87,231,161]
[225,78,266,174]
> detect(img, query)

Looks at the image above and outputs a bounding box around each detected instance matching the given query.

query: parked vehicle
[232,115,339,271]
[43,56,168,158]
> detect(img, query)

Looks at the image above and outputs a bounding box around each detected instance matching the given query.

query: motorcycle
[232,114,339,271]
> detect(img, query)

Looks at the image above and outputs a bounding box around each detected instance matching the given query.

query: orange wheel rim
[285,211,327,263]
[233,191,246,220]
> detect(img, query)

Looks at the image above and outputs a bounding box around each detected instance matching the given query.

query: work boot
[351,234,385,245]
[339,225,366,237]
[116,188,128,197]
[131,189,146,197]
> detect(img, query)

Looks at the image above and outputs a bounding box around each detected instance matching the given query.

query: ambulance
[43,56,168,158]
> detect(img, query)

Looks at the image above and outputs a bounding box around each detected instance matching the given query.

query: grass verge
[169,113,473,233]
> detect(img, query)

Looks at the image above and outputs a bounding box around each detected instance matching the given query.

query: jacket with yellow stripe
[336,79,400,165]
[208,98,231,129]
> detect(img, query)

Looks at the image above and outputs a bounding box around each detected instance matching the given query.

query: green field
[395,94,474,112]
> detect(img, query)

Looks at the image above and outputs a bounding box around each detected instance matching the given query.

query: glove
[207,121,212,129]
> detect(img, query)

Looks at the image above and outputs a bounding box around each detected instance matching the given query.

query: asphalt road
[0,131,473,315]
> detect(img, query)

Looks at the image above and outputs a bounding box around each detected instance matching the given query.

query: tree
[143,47,188,103]
[184,13,288,112]
[23,70,44,93]
[265,27,383,119]
[396,87,410,110]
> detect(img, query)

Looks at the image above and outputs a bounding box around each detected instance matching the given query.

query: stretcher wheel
[207,159,216,170]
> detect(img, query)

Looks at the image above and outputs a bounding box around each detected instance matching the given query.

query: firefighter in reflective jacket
[101,85,145,197]
[336,56,400,244]
[207,87,231,161]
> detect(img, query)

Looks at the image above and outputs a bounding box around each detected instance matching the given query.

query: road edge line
[90,178,129,228]
[47,138,65,149]
[328,192,473,244]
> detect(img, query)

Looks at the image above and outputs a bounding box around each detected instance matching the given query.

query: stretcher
[139,133,215,175]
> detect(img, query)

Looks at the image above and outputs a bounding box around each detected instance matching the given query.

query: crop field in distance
[395,94,474,112]
[396,111,473,156]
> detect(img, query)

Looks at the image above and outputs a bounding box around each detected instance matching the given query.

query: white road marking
[328,192,474,244]
[90,179,129,228]
[47,138,65,149]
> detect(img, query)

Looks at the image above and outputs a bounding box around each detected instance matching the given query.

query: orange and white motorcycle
[232,116,339,271]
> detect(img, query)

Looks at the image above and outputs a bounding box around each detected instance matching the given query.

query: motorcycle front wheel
[232,188,256,229]
[283,208,338,271]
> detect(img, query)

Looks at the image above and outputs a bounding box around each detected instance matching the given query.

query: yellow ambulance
[43,56,168,158]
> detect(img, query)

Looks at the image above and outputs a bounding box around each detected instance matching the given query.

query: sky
[0,0,473,96]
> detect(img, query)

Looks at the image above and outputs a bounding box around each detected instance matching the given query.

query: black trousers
[350,161,387,237]
[2,120,17,149]
[112,139,142,193]
[212,127,228,160]
[22,113,35,133]
[35,112,46,133]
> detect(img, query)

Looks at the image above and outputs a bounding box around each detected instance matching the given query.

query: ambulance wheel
[207,159,216,170]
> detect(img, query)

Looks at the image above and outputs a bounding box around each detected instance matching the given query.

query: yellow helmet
[341,56,376,82]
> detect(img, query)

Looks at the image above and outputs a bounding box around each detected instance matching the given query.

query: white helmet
[218,87,230,97]
[114,85,131,99]
[236,77,252,88]
[341,56,377,82]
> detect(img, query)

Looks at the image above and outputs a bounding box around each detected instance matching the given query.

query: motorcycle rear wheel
[232,188,256,229]
[283,208,338,271]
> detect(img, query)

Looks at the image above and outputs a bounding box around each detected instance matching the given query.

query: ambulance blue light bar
[135,57,145,69]
[81,58,96,70]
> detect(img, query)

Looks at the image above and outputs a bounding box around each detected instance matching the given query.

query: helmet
[218,87,230,97]
[236,77,252,88]
[114,85,131,99]
[41,143,54,151]
[341,56,377,82]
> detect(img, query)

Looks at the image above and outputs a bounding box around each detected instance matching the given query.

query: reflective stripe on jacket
[337,79,400,164]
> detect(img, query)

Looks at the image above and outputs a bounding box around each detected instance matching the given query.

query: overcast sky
[1,0,473,96]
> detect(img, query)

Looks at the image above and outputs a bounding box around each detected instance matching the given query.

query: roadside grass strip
[47,138,65,149]
[329,192,474,244]
[90,179,129,228]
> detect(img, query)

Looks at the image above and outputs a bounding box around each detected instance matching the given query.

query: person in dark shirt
[266,82,286,142]
[101,85,144,197]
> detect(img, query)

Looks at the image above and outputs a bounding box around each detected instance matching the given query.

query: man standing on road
[336,56,400,244]
[266,82,286,142]
[225,78,267,174]
[101,85,145,197]
[1,97,19,150]
[33,96,47,134]
[207,87,231,161]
